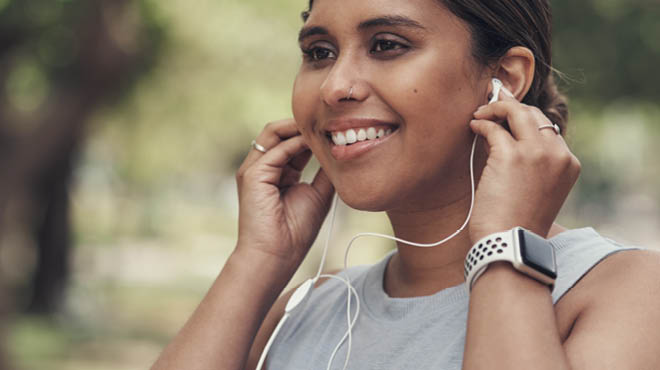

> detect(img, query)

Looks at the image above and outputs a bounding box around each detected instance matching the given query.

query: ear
[494,46,535,101]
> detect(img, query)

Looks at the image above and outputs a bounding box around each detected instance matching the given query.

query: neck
[382,138,486,298]
[382,190,568,298]
[385,191,474,298]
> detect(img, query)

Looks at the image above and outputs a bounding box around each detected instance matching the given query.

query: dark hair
[301,0,568,133]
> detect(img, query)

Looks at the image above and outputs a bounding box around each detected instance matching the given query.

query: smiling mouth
[326,125,398,146]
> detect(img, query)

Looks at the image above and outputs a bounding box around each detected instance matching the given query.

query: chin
[335,184,401,213]
[326,164,433,213]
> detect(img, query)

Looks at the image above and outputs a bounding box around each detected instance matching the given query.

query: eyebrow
[298,26,328,43]
[298,15,426,43]
[358,15,425,31]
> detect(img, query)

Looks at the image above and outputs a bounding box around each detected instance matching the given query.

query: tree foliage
[0,0,164,317]
[553,1,660,103]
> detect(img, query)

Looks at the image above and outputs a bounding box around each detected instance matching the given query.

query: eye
[371,39,407,54]
[303,46,337,62]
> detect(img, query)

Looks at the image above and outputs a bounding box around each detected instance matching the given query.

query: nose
[319,55,366,107]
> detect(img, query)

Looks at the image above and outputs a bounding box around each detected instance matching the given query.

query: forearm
[151,248,297,370]
[463,262,571,370]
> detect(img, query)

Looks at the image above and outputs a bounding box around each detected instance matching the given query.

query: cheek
[292,73,327,153]
[378,52,483,183]
[403,53,477,115]
[377,55,480,148]
[292,73,318,131]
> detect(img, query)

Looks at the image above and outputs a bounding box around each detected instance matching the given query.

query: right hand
[235,119,335,271]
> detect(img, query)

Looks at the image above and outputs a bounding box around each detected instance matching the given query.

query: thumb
[311,167,335,209]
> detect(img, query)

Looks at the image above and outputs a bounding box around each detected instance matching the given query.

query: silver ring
[251,140,268,153]
[346,86,353,100]
[538,123,561,135]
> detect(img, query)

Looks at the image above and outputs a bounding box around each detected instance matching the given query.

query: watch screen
[518,229,557,279]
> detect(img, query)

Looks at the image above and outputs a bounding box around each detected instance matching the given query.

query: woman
[152,1,660,369]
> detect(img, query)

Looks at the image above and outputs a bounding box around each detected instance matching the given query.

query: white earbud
[489,78,503,104]
[489,78,514,104]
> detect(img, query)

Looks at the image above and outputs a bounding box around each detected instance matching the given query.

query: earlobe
[494,46,535,101]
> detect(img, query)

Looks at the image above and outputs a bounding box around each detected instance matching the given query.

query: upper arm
[564,250,660,370]
[245,271,341,370]
[245,284,294,370]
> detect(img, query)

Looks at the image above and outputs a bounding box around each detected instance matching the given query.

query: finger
[498,89,556,139]
[278,149,313,187]
[469,119,516,148]
[474,97,540,140]
[278,148,314,187]
[289,149,313,172]
[256,136,310,186]
[530,109,563,140]
[496,85,517,102]
[255,118,301,146]
[311,168,335,206]
[243,119,301,168]
[279,167,304,188]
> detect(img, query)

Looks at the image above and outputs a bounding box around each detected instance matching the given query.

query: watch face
[517,229,557,279]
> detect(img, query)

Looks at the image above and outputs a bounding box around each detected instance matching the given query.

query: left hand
[468,91,581,243]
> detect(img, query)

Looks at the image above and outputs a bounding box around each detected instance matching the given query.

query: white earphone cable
[256,135,476,370]
[255,314,289,370]
[312,133,478,370]
[319,274,360,370]
[259,79,502,370]
[342,134,478,269]
[315,195,340,281]
[316,80,493,369]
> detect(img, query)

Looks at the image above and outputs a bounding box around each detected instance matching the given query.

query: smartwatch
[464,227,557,292]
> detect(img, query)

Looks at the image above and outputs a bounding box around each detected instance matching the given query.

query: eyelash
[302,39,409,63]
[302,47,336,62]
[371,39,407,54]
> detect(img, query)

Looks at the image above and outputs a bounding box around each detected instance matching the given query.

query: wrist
[464,227,557,292]
[234,237,306,268]
[469,222,514,246]
[228,246,301,291]
[472,262,552,294]
[469,222,552,245]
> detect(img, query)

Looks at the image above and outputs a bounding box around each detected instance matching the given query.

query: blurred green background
[0,0,659,369]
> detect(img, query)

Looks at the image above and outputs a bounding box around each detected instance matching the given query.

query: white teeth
[330,126,395,146]
[367,127,377,140]
[345,129,357,144]
[333,132,347,145]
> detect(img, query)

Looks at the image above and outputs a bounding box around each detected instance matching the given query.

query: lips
[330,126,394,146]
[323,118,399,161]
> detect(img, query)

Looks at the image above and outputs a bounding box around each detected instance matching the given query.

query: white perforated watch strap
[464,230,517,292]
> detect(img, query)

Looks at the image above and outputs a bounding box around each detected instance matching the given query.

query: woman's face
[292,0,490,212]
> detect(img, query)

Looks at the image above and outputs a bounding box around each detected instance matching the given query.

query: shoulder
[563,248,660,369]
[581,248,660,304]
[550,227,642,302]
[554,227,660,312]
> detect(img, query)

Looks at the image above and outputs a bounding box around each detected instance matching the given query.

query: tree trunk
[25,144,74,314]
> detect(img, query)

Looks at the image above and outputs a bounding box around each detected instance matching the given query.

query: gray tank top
[266,228,638,370]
